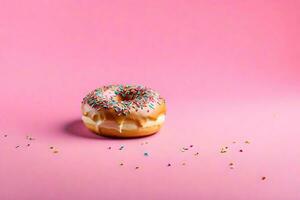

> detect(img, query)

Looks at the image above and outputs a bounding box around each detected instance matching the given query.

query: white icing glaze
[82,114,165,132]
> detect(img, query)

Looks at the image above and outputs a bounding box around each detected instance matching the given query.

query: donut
[81,85,166,138]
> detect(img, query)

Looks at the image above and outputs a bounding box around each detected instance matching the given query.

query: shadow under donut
[63,119,111,140]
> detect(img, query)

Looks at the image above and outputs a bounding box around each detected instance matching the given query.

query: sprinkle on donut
[81,84,166,137]
[82,85,165,116]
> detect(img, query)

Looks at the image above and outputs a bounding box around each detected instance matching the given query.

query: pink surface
[1,0,300,199]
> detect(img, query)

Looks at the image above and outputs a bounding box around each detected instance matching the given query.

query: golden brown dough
[81,85,166,138]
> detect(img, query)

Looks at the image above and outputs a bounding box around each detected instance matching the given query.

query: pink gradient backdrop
[1,0,300,199]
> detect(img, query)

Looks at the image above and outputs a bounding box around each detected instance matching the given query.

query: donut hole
[116,93,136,102]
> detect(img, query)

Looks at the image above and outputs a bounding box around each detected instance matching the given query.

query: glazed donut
[81,85,166,138]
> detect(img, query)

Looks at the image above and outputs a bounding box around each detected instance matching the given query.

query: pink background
[1,0,300,199]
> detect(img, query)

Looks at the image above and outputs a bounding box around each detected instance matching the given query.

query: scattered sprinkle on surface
[26,136,35,140]
[220,147,228,153]
[3,133,264,182]
[144,152,149,156]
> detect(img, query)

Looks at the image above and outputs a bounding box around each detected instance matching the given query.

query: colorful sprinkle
[144,152,149,156]
[220,149,227,153]
[82,85,165,116]
[220,146,228,153]
[26,135,35,140]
